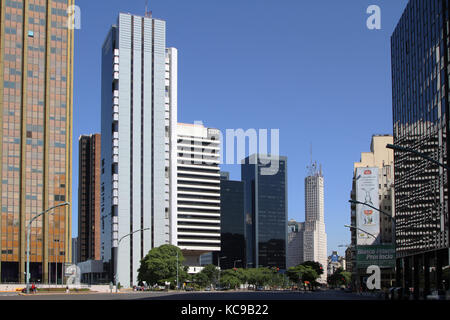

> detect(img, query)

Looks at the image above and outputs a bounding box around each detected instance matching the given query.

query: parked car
[426,290,446,300]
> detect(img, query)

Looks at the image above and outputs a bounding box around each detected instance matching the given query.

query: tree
[327,267,351,288]
[199,264,219,287]
[219,269,241,289]
[301,261,324,276]
[137,244,188,287]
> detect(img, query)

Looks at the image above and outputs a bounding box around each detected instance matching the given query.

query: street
[0,289,380,300]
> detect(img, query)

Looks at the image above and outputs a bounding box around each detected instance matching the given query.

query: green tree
[137,244,188,287]
[219,269,241,289]
[199,264,219,286]
[327,267,351,288]
[301,261,324,276]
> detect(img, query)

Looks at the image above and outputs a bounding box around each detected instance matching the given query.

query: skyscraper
[391,0,450,296]
[303,162,327,283]
[241,154,287,269]
[0,0,74,283]
[78,134,101,262]
[100,13,177,287]
[287,219,304,268]
[175,123,221,270]
[214,172,245,270]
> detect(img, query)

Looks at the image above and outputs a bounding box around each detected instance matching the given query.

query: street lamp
[217,256,227,289]
[349,199,396,245]
[344,225,378,241]
[114,228,150,293]
[26,202,70,294]
[386,144,450,171]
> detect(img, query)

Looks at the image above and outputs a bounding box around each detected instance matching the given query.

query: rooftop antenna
[145,0,152,18]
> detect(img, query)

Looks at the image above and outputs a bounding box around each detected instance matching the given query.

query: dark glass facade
[214,173,245,270]
[241,155,287,270]
[391,0,450,294]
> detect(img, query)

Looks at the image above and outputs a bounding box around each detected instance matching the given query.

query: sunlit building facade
[391,0,450,296]
[0,0,74,283]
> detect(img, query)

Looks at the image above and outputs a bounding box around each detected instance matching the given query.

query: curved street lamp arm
[348,200,395,222]
[118,227,151,245]
[386,144,450,171]
[344,224,378,240]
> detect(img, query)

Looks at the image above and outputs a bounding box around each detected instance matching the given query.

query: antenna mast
[145,0,152,18]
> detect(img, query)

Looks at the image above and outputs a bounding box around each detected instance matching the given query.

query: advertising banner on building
[356,245,396,268]
[355,167,380,245]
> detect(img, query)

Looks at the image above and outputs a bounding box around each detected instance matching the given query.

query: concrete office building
[175,123,221,272]
[303,162,327,283]
[100,13,178,287]
[242,154,288,270]
[391,0,450,297]
[287,219,304,268]
[349,135,395,289]
[0,0,74,283]
[78,134,101,263]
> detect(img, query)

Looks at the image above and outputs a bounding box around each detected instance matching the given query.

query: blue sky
[73,0,409,257]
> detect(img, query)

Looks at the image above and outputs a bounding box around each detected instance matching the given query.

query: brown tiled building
[78,134,101,262]
[0,0,74,283]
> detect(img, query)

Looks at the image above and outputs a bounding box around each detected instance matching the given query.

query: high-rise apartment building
[0,0,74,283]
[78,134,101,262]
[175,123,221,270]
[391,0,450,296]
[100,13,177,287]
[303,162,327,283]
[242,154,287,270]
[287,219,304,268]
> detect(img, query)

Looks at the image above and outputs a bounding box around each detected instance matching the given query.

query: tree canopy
[137,244,188,287]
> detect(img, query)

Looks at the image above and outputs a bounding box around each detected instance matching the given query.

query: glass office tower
[0,0,74,283]
[214,172,245,270]
[241,154,287,269]
[391,0,450,296]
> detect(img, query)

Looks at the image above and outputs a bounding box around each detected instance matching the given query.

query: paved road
[0,289,380,300]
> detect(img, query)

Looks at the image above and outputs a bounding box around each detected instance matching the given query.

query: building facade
[78,134,101,262]
[391,0,450,296]
[287,219,304,268]
[175,123,221,271]
[303,162,327,283]
[100,13,177,287]
[349,135,395,290]
[327,251,345,276]
[213,172,245,270]
[242,154,287,270]
[0,0,74,283]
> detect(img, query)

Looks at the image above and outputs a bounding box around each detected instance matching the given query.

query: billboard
[356,245,396,268]
[355,167,380,245]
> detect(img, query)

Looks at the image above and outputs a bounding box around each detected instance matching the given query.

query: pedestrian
[31,283,36,294]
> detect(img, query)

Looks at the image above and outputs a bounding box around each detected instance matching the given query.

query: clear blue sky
[73,0,409,257]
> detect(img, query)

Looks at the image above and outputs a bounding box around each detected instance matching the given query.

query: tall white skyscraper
[303,162,328,283]
[100,13,178,287]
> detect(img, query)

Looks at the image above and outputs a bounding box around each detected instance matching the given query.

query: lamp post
[114,227,150,293]
[386,144,450,171]
[217,256,227,289]
[349,200,396,245]
[344,225,377,241]
[26,202,70,294]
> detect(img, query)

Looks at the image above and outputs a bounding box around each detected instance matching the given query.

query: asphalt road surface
[0,289,380,300]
